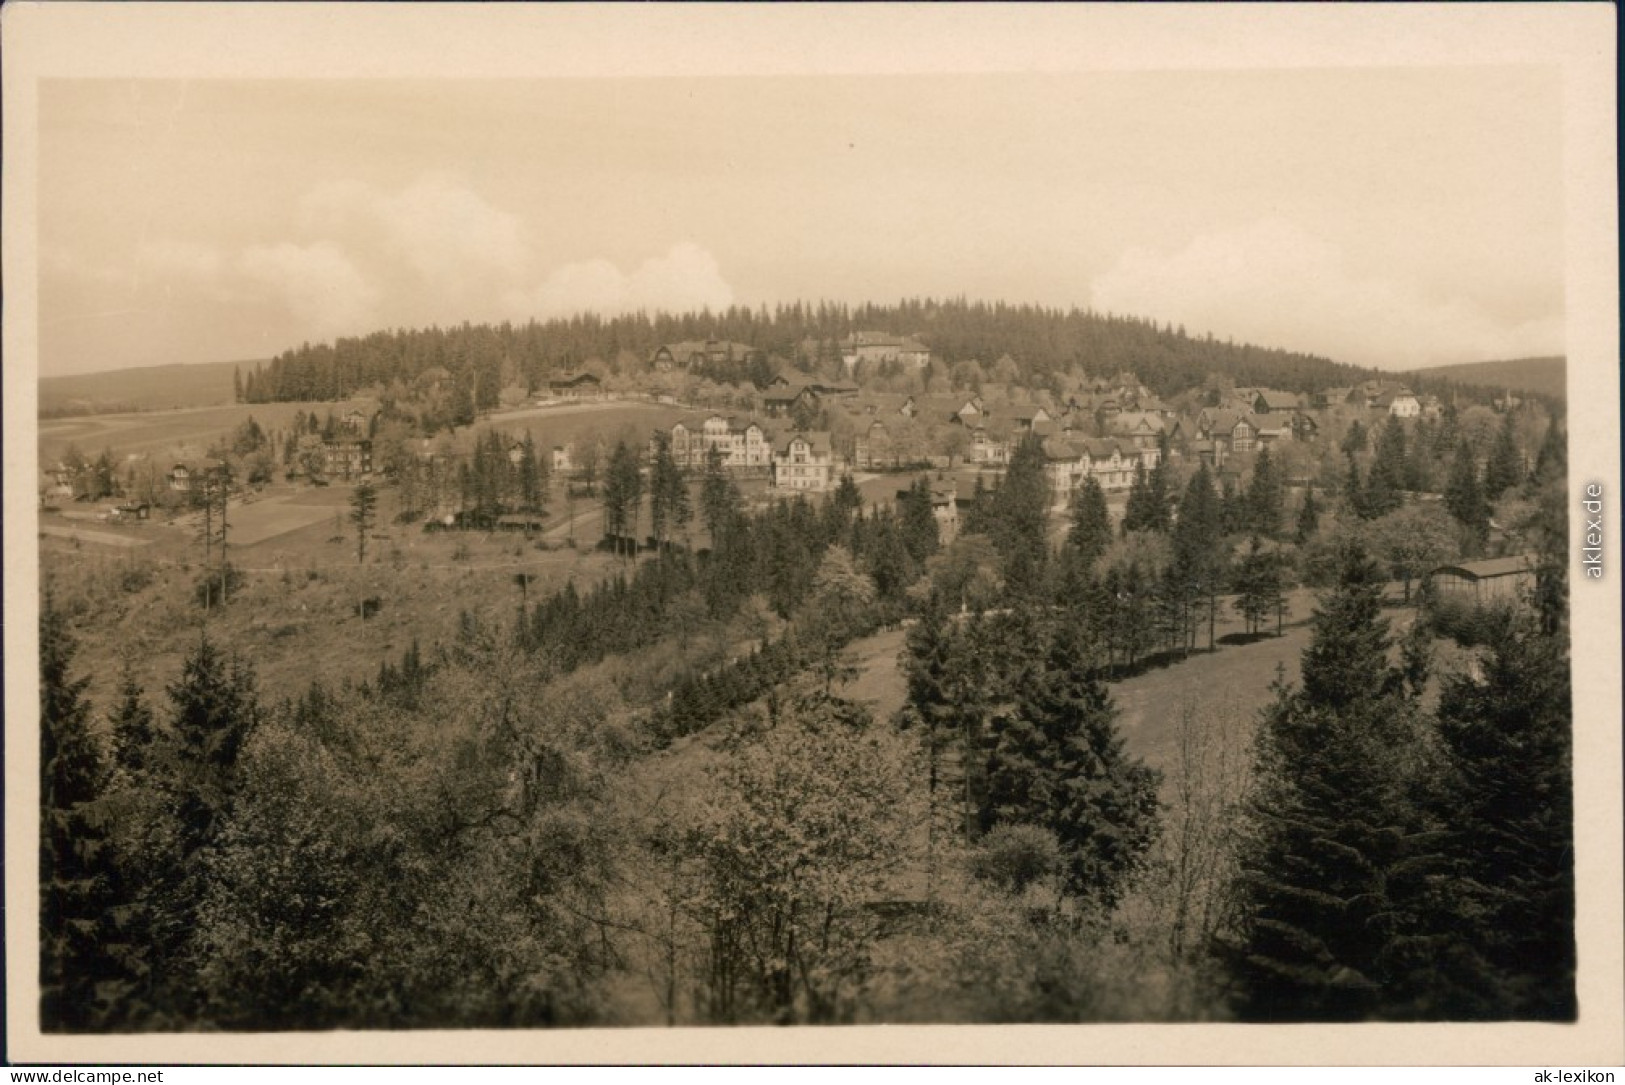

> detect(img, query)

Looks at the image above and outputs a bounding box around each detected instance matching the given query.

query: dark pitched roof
[1431,556,1536,580]
[550,371,602,386]
[1108,410,1165,435]
[1254,390,1305,412]
[778,431,833,456]
[1078,437,1130,460]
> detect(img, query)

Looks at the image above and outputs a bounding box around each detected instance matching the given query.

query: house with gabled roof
[969,419,1013,466]
[1040,435,1147,501]
[762,384,819,418]
[1344,380,1414,412]
[772,432,836,491]
[1041,436,1087,503]
[1079,437,1143,492]
[548,371,604,400]
[1252,413,1294,448]
[323,437,373,478]
[667,413,775,470]
[1197,408,1261,455]
[1252,390,1306,415]
[990,405,1052,433]
[1373,387,1421,418]
[948,397,986,426]
[1105,411,1167,463]
[839,332,931,373]
[1311,386,1352,412]
[649,339,765,372]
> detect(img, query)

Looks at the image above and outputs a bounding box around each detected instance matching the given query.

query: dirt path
[39,524,152,548]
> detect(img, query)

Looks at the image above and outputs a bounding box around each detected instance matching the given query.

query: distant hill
[40,360,258,416]
[1404,356,1565,401]
[239,299,1392,407]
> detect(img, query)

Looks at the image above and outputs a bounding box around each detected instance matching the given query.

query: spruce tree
[700,445,739,545]
[1145,448,1173,532]
[40,594,128,1030]
[1340,419,1368,455]
[1245,445,1285,538]
[982,617,1160,906]
[349,479,377,565]
[1365,417,1407,518]
[1219,475,1244,536]
[1171,462,1224,652]
[143,636,260,1016]
[1343,451,1370,520]
[1431,614,1574,1019]
[518,430,545,512]
[1443,439,1489,554]
[601,440,644,546]
[649,433,679,547]
[109,658,158,781]
[1482,411,1523,501]
[163,635,259,863]
[1528,417,1566,492]
[1228,542,1440,1021]
[1065,474,1112,572]
[898,477,941,565]
[1294,487,1320,545]
[989,433,1050,597]
[1121,461,1155,535]
[1231,536,1285,636]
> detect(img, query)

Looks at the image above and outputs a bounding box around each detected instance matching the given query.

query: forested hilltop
[241,299,1391,405]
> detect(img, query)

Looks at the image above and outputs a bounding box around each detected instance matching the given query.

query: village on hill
[41,317,1542,549]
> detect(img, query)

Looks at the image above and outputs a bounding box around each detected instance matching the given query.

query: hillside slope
[1405,355,1565,400]
[40,359,256,415]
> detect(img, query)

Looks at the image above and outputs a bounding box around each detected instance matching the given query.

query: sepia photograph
[5,2,1621,1069]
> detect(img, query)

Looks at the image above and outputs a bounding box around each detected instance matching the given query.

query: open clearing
[215,493,346,548]
[38,399,375,467]
[471,399,690,456]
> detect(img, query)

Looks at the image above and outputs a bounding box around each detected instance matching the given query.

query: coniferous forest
[240,299,1416,407]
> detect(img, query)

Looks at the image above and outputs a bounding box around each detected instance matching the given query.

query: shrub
[195,563,247,608]
[119,563,154,594]
[1421,593,1519,648]
[970,824,1064,896]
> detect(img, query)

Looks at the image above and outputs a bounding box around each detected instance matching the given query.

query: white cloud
[300,174,529,297]
[236,241,379,339]
[504,242,735,321]
[1090,218,1563,369]
[48,179,735,354]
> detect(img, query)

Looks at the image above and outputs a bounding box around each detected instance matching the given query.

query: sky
[37,68,1565,376]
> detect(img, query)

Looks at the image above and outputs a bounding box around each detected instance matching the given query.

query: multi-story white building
[771,432,835,491]
[667,415,774,470]
[1042,436,1148,504]
[839,332,931,373]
